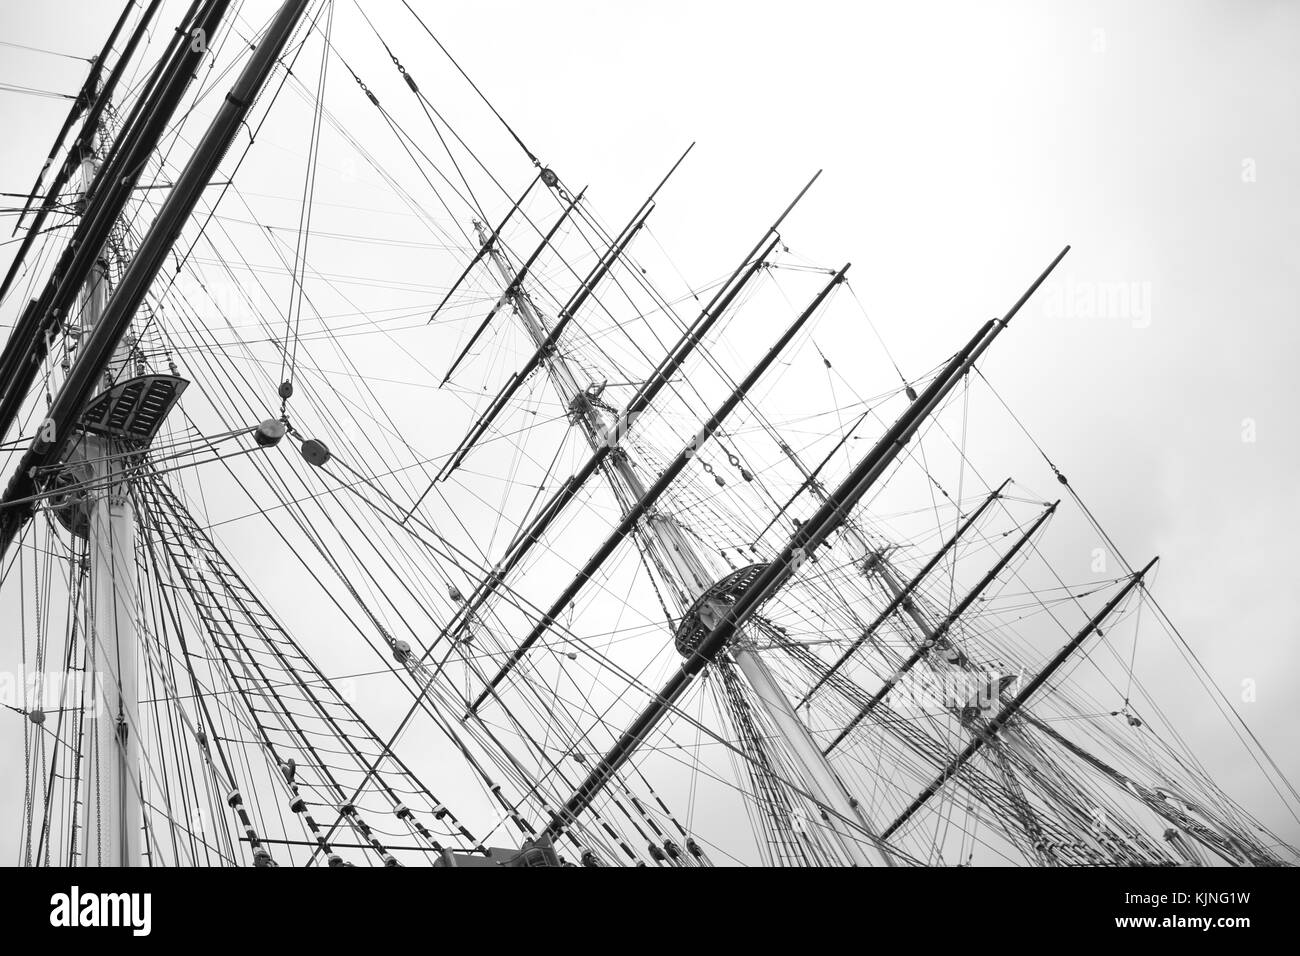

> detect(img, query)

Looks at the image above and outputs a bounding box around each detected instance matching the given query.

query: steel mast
[0,0,313,866]
[471,212,890,865]
[545,247,1071,846]
[72,138,142,866]
[472,219,712,605]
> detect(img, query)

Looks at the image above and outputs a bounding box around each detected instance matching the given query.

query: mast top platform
[673,562,771,659]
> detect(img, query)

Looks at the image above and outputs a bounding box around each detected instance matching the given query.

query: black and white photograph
[0,0,1295,938]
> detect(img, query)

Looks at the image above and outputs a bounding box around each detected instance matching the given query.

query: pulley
[300,438,330,467]
[254,418,287,447]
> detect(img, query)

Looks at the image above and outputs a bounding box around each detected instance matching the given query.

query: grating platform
[80,374,189,445]
[673,562,771,660]
[48,374,189,539]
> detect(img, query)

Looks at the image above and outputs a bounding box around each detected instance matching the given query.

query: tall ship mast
[0,0,1295,868]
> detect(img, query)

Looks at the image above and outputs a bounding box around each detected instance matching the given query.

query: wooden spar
[753,410,871,544]
[0,0,228,444]
[799,478,1011,707]
[431,205,654,484]
[633,171,820,406]
[544,322,998,837]
[439,187,587,386]
[543,246,1069,838]
[1020,712,1276,866]
[425,172,540,325]
[429,143,695,486]
[468,265,851,713]
[411,174,818,689]
[823,500,1058,755]
[412,234,780,659]
[0,0,312,563]
[318,229,827,838]
[5,0,138,239]
[76,1,214,220]
[879,556,1158,840]
[767,429,1073,854]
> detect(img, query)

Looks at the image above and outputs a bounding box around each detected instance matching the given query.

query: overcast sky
[1,0,1296,862]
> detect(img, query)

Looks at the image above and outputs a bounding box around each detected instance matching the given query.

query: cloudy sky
[1,0,1296,862]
